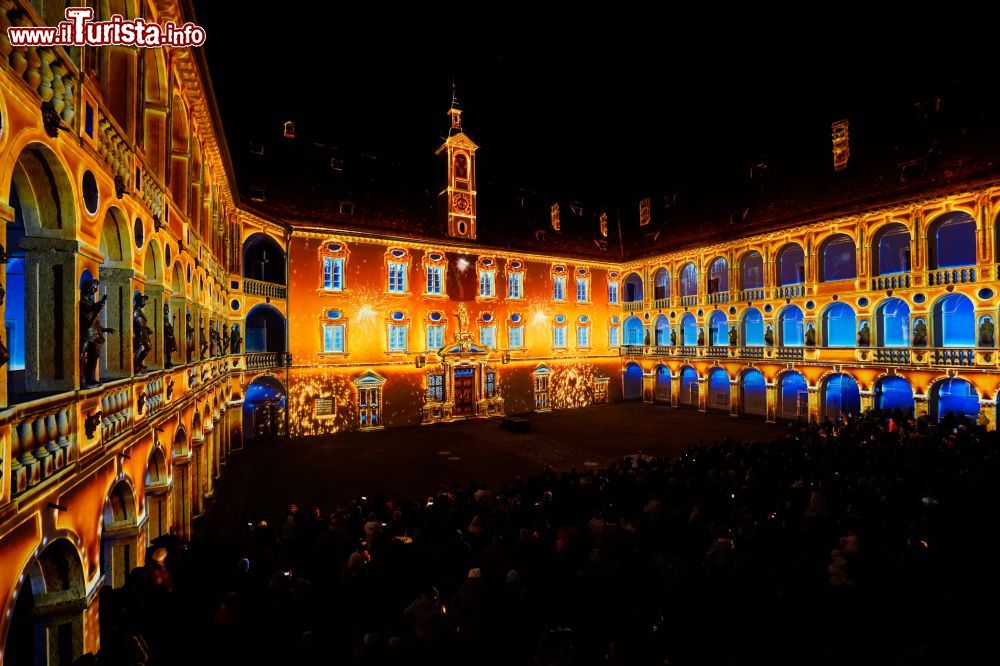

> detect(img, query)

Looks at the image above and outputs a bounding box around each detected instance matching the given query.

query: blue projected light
[823,302,856,347]
[623,316,644,345]
[681,313,697,346]
[780,372,807,418]
[824,374,860,420]
[934,214,976,268]
[878,298,909,347]
[742,369,767,416]
[680,367,698,405]
[654,314,670,345]
[709,311,728,346]
[822,234,857,281]
[875,376,914,415]
[680,263,698,296]
[778,244,805,286]
[708,368,729,410]
[741,252,764,289]
[780,306,803,346]
[934,293,975,347]
[876,224,910,275]
[935,378,980,422]
[623,363,643,400]
[742,308,764,346]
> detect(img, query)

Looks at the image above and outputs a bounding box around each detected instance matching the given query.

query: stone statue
[133,292,153,373]
[764,324,775,347]
[697,327,705,346]
[857,321,871,347]
[804,323,816,347]
[199,315,209,358]
[670,328,677,346]
[454,303,470,334]
[222,323,231,356]
[80,279,114,385]
[230,324,243,354]
[728,325,737,347]
[912,319,927,347]
[980,317,995,347]
[163,302,178,368]
[644,328,651,346]
[185,310,195,360]
[210,321,223,356]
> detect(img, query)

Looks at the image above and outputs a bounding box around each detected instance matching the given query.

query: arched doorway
[741,369,767,417]
[680,313,697,346]
[707,368,730,411]
[101,480,139,589]
[779,305,804,347]
[819,233,857,282]
[872,223,911,276]
[653,365,671,403]
[243,232,287,285]
[708,311,728,346]
[145,446,171,544]
[776,243,805,286]
[742,308,764,347]
[932,293,975,347]
[822,373,861,421]
[244,375,288,441]
[930,378,980,423]
[876,298,910,346]
[679,366,698,407]
[623,272,643,303]
[927,211,976,270]
[622,316,644,346]
[5,539,87,665]
[622,363,643,401]
[778,372,808,420]
[245,304,287,353]
[654,315,670,346]
[874,376,914,416]
[822,302,856,347]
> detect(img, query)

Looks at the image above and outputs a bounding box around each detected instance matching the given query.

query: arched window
[623,363,643,400]
[823,374,860,420]
[708,311,728,346]
[872,223,911,275]
[243,233,286,284]
[741,251,764,289]
[707,368,730,411]
[623,316,644,346]
[742,308,764,346]
[822,302,856,347]
[777,244,805,286]
[246,304,287,353]
[653,268,670,300]
[932,293,975,347]
[875,376,914,415]
[876,298,910,347]
[778,372,807,419]
[623,272,643,302]
[779,305,804,347]
[654,365,671,402]
[707,257,728,293]
[741,369,767,416]
[680,313,697,346]
[820,234,857,282]
[654,314,671,346]
[932,378,980,423]
[928,212,977,269]
[679,263,697,296]
[679,367,698,406]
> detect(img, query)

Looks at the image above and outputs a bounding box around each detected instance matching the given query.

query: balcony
[680,295,698,307]
[871,273,911,291]
[707,292,730,305]
[774,284,806,299]
[740,346,765,359]
[706,346,729,358]
[7,398,76,499]
[927,267,976,286]
[651,345,673,356]
[931,348,975,366]
[873,348,910,364]
[776,346,804,360]
[622,345,645,356]
[737,288,767,302]
[652,297,671,310]
[244,278,288,300]
[246,352,292,369]
[679,346,698,357]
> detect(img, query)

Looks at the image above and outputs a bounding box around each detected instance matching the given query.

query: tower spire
[447,78,462,132]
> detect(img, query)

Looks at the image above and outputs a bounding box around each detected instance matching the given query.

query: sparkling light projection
[549,361,604,409]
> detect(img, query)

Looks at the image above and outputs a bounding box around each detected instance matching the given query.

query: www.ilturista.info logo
[7,7,206,48]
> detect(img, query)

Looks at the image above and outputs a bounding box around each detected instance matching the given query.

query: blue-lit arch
[741,369,767,416]
[707,257,728,293]
[679,366,698,406]
[820,234,857,282]
[876,298,910,347]
[779,305,804,347]
[822,302,856,347]
[654,314,671,345]
[932,293,975,347]
[822,373,860,420]
[874,375,914,416]
[740,251,764,290]
[777,244,805,286]
[654,364,671,403]
[742,308,764,346]
[623,362,643,400]
[623,316,644,346]
[872,223,911,275]
[707,367,730,411]
[680,312,697,346]
[928,212,976,269]
[778,371,807,419]
[680,263,698,297]
[931,378,980,423]
[708,311,728,346]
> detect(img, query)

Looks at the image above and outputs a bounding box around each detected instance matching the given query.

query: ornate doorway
[453,367,476,416]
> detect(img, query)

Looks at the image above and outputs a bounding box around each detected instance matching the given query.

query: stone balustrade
[7,401,74,498]
[97,113,132,187]
[100,388,132,441]
[927,267,976,286]
[243,278,288,300]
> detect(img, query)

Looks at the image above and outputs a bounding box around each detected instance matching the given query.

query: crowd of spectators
[92,408,1000,664]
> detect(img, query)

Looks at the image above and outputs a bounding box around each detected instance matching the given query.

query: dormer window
[283,121,296,138]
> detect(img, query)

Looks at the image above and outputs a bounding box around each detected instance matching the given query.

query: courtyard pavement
[201,403,779,534]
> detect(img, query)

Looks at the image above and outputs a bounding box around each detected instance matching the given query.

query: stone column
[670,372,681,407]
[203,418,214,500]
[860,389,874,414]
[169,295,186,367]
[765,382,777,423]
[729,379,740,417]
[807,385,820,424]
[0,202,10,409]
[144,285,164,371]
[229,399,244,452]
[190,435,204,517]
[914,393,930,421]
[642,370,654,403]
[697,376,707,412]
[98,267,135,380]
[171,458,192,540]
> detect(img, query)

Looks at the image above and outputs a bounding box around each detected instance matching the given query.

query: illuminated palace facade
[1,1,1000,663]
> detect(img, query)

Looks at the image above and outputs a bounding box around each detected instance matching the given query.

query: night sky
[190,5,996,207]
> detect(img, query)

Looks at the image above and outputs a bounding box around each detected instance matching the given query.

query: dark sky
[189,5,995,206]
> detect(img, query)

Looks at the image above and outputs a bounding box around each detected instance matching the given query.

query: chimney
[831,119,849,171]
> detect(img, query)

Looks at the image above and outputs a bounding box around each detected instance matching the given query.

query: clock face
[453,193,470,212]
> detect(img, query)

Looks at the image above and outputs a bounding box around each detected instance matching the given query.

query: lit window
[388,262,407,293]
[553,316,567,348]
[553,276,566,301]
[609,326,620,347]
[508,272,523,299]
[577,324,590,347]
[427,374,445,402]
[608,282,619,304]
[426,265,444,295]
[576,278,589,302]
[485,372,497,398]
[323,257,344,291]
[427,324,444,350]
[480,325,496,349]
[509,325,524,349]
[480,270,496,297]
[389,324,408,351]
[323,323,345,352]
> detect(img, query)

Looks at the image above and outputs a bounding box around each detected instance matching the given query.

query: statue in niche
[644,328,651,346]
[200,315,209,357]
[804,323,816,347]
[185,310,195,360]
[912,319,927,347]
[210,321,223,356]
[728,325,738,347]
[163,302,177,368]
[670,328,677,346]
[80,279,114,385]
[230,324,243,354]
[857,321,871,347]
[697,327,705,346]
[980,317,995,348]
[222,323,231,356]
[133,292,153,373]
[764,324,775,347]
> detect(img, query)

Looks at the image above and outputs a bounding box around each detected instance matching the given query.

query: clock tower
[437,90,478,240]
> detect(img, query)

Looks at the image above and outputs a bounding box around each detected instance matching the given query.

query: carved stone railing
[8,400,74,499]
[774,284,806,299]
[142,377,164,416]
[651,345,673,356]
[707,292,730,304]
[776,346,804,360]
[706,346,729,357]
[140,166,166,221]
[679,346,697,357]
[740,346,765,359]
[679,295,698,306]
[245,352,291,370]
[97,112,132,186]
[874,348,910,364]
[927,267,976,286]
[931,348,975,367]
[622,345,645,357]
[737,288,767,302]
[871,273,911,291]
[622,301,645,312]
[652,297,670,310]
[243,278,287,300]
[100,387,132,441]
